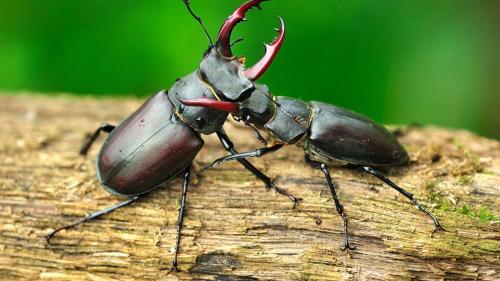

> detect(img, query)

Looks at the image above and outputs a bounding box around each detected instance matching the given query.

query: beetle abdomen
[97,91,203,196]
[304,102,408,166]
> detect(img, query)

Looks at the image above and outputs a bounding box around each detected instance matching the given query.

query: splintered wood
[0,94,498,281]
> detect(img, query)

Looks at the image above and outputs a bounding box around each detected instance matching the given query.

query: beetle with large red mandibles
[47,0,443,272]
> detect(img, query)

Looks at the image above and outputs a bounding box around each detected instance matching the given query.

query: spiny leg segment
[192,143,284,178]
[46,196,141,243]
[312,162,355,251]
[360,166,443,233]
[171,165,192,272]
[216,128,299,208]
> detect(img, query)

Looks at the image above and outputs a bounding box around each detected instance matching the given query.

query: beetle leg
[360,166,444,233]
[313,162,356,251]
[171,165,192,272]
[243,117,268,145]
[46,196,140,244]
[193,143,283,178]
[249,125,268,145]
[216,128,299,208]
[80,123,115,155]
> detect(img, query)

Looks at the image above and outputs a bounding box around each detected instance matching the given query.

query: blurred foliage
[0,0,498,138]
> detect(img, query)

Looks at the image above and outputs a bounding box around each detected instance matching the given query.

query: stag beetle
[47,0,443,271]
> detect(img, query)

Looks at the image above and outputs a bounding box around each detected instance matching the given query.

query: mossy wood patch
[0,94,498,280]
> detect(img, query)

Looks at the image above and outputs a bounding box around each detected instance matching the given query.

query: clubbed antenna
[182,0,213,45]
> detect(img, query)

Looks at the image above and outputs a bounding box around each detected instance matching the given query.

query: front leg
[210,128,300,208]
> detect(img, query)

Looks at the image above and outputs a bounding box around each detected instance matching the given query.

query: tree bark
[0,93,498,281]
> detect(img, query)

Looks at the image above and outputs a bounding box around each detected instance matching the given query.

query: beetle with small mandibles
[47,0,443,271]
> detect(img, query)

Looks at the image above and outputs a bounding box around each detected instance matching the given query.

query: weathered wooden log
[0,93,498,281]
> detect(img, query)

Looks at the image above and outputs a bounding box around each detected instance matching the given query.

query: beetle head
[237,84,275,127]
[198,0,285,101]
[177,83,275,129]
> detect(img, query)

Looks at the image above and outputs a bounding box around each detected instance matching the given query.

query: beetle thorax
[168,71,228,135]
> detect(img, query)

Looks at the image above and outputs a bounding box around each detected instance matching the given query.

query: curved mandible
[243,16,285,81]
[177,96,239,114]
[216,0,268,57]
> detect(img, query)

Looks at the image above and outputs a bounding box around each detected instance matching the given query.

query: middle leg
[171,165,192,272]
[193,143,284,178]
[216,129,299,207]
[308,159,355,251]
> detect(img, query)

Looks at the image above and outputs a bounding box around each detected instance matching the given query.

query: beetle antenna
[182,0,213,45]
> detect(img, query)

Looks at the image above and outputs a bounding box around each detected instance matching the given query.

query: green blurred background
[0,0,498,138]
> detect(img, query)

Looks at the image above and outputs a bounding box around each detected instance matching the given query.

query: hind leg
[360,166,443,233]
[46,196,140,243]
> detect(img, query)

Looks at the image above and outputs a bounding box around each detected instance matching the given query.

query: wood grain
[0,93,498,281]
